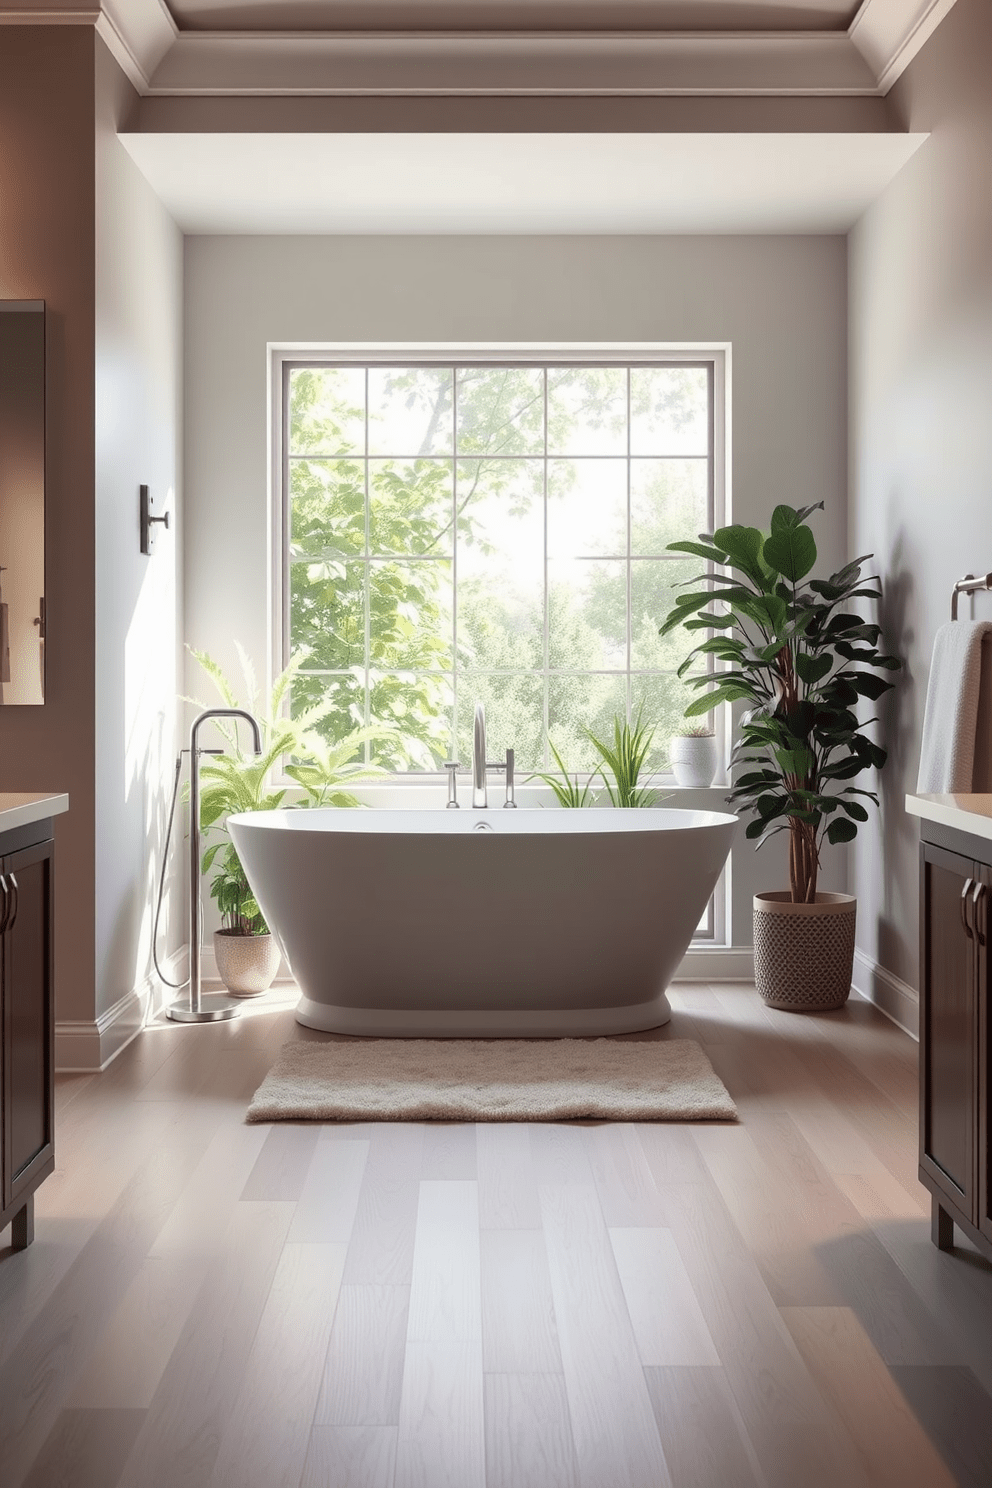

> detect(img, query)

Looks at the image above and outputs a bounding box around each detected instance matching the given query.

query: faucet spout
[472,702,487,809]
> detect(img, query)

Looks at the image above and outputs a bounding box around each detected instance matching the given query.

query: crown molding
[97,0,176,90]
[0,0,960,97]
[849,0,958,93]
[146,32,879,97]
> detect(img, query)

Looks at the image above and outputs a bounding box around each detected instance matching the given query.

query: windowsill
[325,780,733,810]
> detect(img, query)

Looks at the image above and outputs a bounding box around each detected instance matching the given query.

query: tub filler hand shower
[166,708,263,1025]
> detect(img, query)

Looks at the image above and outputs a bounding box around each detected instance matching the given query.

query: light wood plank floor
[3,983,992,1488]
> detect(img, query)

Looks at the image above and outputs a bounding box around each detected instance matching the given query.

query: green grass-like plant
[585,707,657,808]
[528,739,598,808]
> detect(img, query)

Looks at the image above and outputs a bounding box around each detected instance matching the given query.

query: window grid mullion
[286,358,716,778]
[543,366,550,773]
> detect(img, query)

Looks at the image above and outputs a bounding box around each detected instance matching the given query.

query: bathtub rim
[228,804,738,836]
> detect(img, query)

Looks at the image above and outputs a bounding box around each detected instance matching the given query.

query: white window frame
[268,341,732,942]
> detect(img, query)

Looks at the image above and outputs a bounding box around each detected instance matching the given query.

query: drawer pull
[0,874,8,935]
[6,872,18,932]
[962,878,975,939]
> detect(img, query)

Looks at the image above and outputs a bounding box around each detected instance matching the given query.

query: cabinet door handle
[6,873,17,932]
[962,878,975,939]
[975,883,988,948]
[0,874,8,935]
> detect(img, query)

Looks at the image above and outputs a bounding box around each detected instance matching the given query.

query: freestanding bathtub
[228,807,737,1037]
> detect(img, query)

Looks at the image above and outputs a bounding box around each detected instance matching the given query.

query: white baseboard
[55,947,189,1073]
[851,947,918,1040]
[674,946,755,982]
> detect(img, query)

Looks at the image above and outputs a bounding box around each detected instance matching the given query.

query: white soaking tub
[228,807,737,1037]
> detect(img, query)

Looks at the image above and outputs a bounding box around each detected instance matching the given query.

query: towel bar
[951,572,992,620]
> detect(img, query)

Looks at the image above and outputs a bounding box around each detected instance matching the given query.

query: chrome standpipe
[167,707,263,1025]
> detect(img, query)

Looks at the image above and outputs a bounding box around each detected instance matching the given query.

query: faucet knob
[443,760,461,809]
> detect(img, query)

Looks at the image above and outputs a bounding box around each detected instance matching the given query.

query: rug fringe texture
[246,1037,737,1123]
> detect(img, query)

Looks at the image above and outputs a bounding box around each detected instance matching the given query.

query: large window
[281,355,719,775]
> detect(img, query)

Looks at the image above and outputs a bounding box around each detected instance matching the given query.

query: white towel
[917,621,992,793]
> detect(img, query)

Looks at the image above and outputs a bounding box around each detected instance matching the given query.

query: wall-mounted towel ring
[951,572,992,620]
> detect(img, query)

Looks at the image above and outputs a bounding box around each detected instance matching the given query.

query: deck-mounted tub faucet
[167,707,263,1025]
[471,703,517,809]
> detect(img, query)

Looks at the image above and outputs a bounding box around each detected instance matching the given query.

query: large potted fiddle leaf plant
[659,502,900,1011]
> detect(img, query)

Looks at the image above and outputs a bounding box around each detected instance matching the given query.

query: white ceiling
[164,0,860,34]
[120,130,927,235]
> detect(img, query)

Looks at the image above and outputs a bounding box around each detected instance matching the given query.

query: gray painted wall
[849,0,992,1029]
[95,40,185,1045]
[184,232,849,948]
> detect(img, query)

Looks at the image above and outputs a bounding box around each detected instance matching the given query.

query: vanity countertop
[906,792,992,845]
[0,792,69,836]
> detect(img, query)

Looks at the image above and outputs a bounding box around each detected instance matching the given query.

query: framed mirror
[0,301,45,705]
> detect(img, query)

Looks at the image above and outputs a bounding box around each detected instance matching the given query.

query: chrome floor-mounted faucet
[167,707,263,1025]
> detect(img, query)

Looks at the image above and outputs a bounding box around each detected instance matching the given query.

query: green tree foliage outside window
[286,361,714,774]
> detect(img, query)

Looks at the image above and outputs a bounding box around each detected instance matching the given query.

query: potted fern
[191,648,385,995]
[659,502,900,1011]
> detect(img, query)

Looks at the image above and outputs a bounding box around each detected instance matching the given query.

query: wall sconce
[140,485,170,555]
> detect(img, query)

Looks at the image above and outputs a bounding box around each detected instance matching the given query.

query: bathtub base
[294,990,672,1038]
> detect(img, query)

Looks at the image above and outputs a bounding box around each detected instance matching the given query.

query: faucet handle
[443,761,461,809]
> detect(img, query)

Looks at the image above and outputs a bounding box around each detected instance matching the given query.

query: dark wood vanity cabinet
[0,821,55,1251]
[920,828,992,1258]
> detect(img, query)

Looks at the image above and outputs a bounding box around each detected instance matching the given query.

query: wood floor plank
[477,1123,541,1229]
[483,1373,578,1488]
[9,983,992,1488]
[608,1228,720,1367]
[315,1284,411,1426]
[288,1139,370,1243]
[888,1365,992,1488]
[634,1123,713,1188]
[781,1307,958,1488]
[480,1228,563,1374]
[539,1182,672,1488]
[341,1124,424,1286]
[584,1123,667,1227]
[20,1407,146,1488]
[210,1241,348,1488]
[302,1426,397,1488]
[67,1252,210,1409]
[696,1116,955,1365]
[528,1123,596,1186]
[656,1179,871,1488]
[0,1110,216,1486]
[148,1121,269,1258]
[240,1122,321,1201]
[394,1338,486,1488]
[644,1367,762,1488]
[114,1200,294,1488]
[407,1180,482,1343]
[420,1121,478,1180]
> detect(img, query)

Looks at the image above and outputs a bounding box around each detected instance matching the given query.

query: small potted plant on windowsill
[660,502,900,1012]
[669,726,719,789]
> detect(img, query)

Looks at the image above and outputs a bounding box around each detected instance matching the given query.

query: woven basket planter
[214,930,281,997]
[753,891,856,1012]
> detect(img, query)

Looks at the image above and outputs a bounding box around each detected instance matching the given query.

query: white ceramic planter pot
[753,891,856,1012]
[213,929,281,997]
[669,734,718,789]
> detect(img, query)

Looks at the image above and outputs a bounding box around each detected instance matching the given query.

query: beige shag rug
[246,1037,737,1123]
